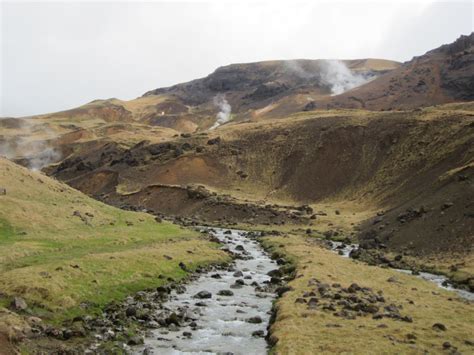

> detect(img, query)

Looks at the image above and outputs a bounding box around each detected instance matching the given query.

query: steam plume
[286,59,374,95]
[320,60,373,95]
[210,94,232,130]
[0,118,61,171]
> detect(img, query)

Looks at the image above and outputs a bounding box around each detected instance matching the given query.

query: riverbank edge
[226,218,474,294]
[7,233,233,354]
[256,233,298,354]
[317,235,474,293]
[258,233,474,354]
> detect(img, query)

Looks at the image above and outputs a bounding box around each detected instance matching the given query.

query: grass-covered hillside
[0,157,228,330]
[262,235,474,354]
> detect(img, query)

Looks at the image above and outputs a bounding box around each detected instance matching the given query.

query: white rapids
[136,228,277,355]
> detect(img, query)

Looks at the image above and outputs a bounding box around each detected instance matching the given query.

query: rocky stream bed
[80,229,473,354]
[132,228,278,354]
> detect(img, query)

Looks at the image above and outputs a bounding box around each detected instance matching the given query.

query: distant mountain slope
[143,58,399,106]
[309,33,474,111]
[0,58,399,135]
[138,58,399,128]
[2,34,472,138]
[2,34,473,171]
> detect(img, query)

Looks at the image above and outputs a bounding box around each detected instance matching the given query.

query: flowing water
[330,241,474,301]
[132,230,472,355]
[137,228,277,355]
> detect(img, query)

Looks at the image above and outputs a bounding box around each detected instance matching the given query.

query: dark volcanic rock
[165,312,180,326]
[244,82,289,100]
[179,262,188,271]
[194,290,212,299]
[217,290,234,296]
[127,335,144,346]
[432,323,447,331]
[252,330,265,337]
[233,271,244,277]
[303,101,318,111]
[207,137,221,145]
[246,316,263,324]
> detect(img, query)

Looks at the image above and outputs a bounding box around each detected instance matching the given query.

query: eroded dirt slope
[48,104,474,258]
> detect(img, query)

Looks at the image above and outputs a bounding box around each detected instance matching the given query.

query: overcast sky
[1,0,472,117]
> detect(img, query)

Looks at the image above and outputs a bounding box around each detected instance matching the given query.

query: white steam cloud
[0,119,61,171]
[210,94,232,130]
[286,60,374,96]
[320,60,373,95]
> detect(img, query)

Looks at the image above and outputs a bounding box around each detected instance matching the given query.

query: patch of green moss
[0,218,15,242]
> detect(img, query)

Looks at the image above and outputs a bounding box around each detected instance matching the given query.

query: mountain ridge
[313,33,474,110]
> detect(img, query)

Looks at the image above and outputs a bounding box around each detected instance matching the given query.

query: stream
[136,228,277,354]
[330,241,474,301]
[127,229,472,354]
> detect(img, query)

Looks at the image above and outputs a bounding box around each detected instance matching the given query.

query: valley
[0,32,473,354]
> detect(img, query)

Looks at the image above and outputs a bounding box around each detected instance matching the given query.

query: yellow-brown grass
[263,235,474,354]
[0,157,229,324]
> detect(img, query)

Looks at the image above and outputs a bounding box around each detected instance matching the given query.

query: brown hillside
[49,104,474,257]
[309,33,474,111]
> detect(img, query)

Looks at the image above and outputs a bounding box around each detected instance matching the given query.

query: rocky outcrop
[142,59,398,109]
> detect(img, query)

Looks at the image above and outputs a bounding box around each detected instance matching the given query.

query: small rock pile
[295,279,413,322]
